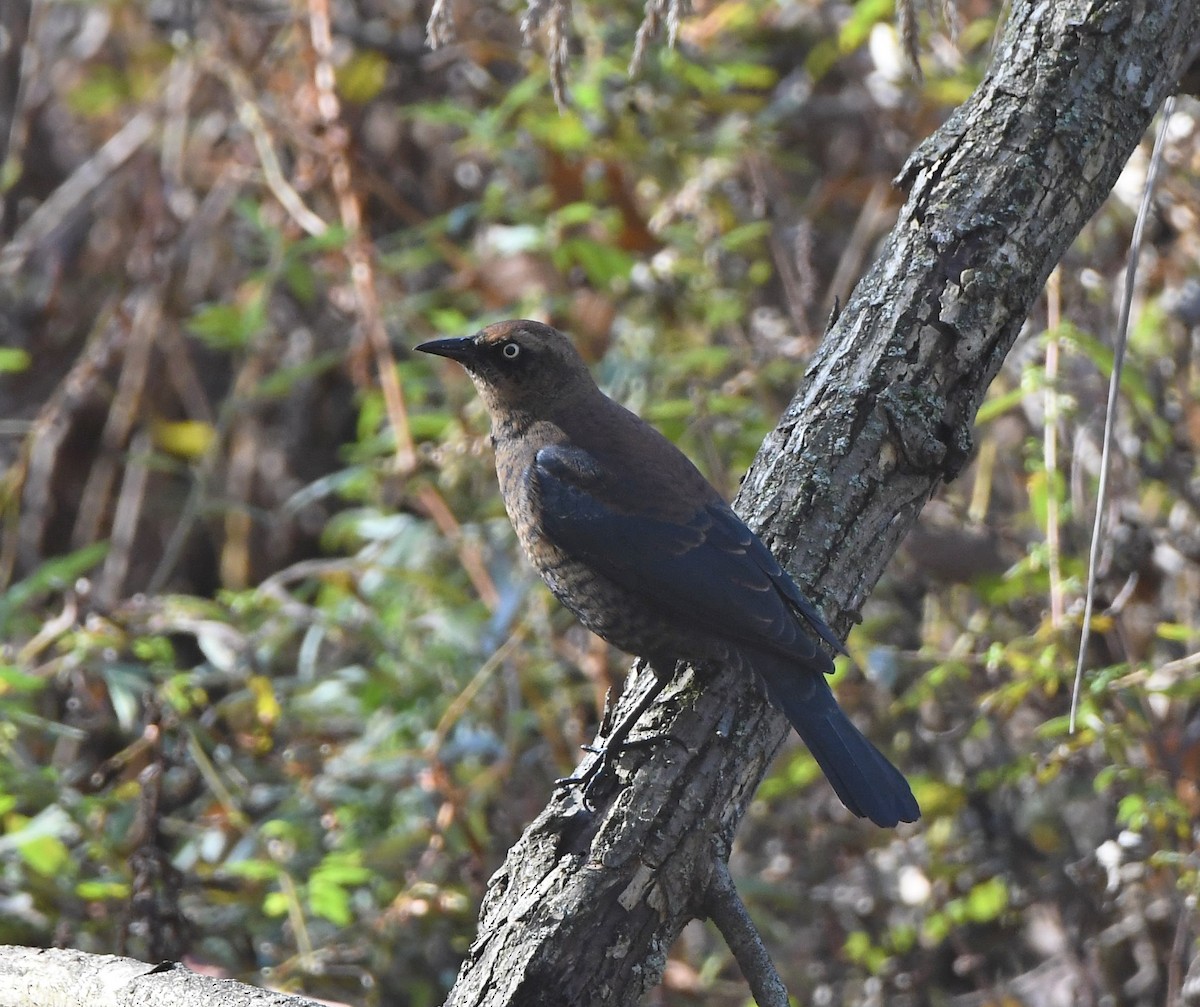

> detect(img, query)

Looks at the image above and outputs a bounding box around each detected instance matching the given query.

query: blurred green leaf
[0,542,109,633]
[964,877,1009,923]
[556,238,635,286]
[67,65,128,116]
[0,666,45,694]
[337,50,389,103]
[254,350,343,399]
[0,348,30,373]
[186,294,268,351]
[76,880,131,900]
[20,835,69,876]
[309,876,353,926]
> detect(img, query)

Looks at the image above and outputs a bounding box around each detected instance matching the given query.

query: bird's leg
[555,660,683,807]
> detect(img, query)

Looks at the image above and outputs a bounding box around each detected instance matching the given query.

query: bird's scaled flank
[416,320,919,827]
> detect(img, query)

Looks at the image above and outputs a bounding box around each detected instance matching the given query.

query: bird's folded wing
[533,445,842,669]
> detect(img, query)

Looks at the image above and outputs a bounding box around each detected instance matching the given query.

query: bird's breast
[496,453,713,665]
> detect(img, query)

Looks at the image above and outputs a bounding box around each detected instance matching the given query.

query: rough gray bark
[444,3,1199,1006]
[0,946,327,1007]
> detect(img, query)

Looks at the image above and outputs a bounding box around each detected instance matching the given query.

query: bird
[416,320,919,827]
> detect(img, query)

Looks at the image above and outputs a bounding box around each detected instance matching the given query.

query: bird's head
[416,320,598,425]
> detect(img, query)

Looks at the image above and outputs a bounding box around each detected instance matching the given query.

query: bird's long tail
[755,655,919,827]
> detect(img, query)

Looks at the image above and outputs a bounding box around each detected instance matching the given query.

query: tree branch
[0,946,326,1007]
[704,858,789,1007]
[443,3,1199,1005]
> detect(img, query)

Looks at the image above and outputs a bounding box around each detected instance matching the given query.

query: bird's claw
[555,731,685,810]
[553,752,612,811]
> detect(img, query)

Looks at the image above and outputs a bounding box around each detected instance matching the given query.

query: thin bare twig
[213,57,330,239]
[1044,267,1064,629]
[95,429,153,610]
[160,46,197,192]
[823,178,894,312]
[425,625,527,758]
[1166,888,1192,1007]
[547,0,571,110]
[896,0,923,81]
[630,0,691,75]
[15,593,78,665]
[10,305,123,577]
[1070,95,1176,732]
[147,349,266,594]
[416,484,501,609]
[705,858,789,1007]
[305,0,417,473]
[0,111,155,277]
[73,295,159,551]
[1,0,37,179]
[426,0,457,48]
[520,0,572,108]
[1148,648,1200,679]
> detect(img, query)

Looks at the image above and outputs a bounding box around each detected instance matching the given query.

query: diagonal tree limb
[444,3,1200,1005]
[0,945,330,1007]
[704,857,790,1007]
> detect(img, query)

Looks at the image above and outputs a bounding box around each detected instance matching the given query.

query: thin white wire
[1069,94,1177,733]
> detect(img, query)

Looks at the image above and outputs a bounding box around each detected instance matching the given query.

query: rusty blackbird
[417,320,919,827]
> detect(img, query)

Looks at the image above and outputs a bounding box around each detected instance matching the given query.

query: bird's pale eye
[501,342,521,360]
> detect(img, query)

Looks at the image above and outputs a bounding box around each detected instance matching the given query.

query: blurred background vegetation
[1,0,1198,1004]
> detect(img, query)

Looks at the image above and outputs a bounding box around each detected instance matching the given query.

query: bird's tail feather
[756,657,919,828]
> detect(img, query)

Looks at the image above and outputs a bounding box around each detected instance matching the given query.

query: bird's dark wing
[533,445,843,668]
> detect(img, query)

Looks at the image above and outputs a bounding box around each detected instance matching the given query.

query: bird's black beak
[415,336,477,363]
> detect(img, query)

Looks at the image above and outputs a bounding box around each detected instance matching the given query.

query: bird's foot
[555,667,680,809]
[555,732,683,810]
[553,752,611,810]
